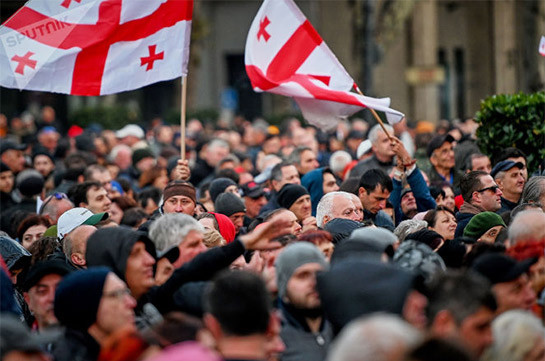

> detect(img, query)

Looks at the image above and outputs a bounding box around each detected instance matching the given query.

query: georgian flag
[0,0,193,96]
[245,0,404,131]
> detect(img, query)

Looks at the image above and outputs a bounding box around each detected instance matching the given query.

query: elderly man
[52,267,137,361]
[275,242,332,361]
[316,191,360,228]
[62,225,97,269]
[56,207,108,240]
[350,124,396,178]
[39,193,74,225]
[472,254,537,314]
[22,260,73,331]
[162,180,197,215]
[455,171,502,238]
[491,160,526,214]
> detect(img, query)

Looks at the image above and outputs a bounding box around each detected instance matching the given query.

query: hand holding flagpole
[354,85,393,140]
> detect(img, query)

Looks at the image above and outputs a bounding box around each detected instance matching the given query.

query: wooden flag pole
[354,86,393,140]
[180,76,188,160]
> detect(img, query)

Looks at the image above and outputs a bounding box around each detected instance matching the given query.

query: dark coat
[51,328,100,361]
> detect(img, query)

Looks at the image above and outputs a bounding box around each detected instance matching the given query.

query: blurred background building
[1,0,544,127]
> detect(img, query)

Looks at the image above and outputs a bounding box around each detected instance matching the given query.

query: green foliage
[70,105,141,130]
[474,91,545,173]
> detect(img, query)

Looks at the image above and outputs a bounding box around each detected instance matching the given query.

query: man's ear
[79,202,88,208]
[203,313,223,340]
[430,310,456,337]
[23,292,30,306]
[322,215,330,226]
[71,252,86,266]
[495,177,504,190]
[358,187,366,198]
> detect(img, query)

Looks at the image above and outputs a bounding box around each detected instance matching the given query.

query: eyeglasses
[103,288,132,300]
[39,192,68,214]
[476,185,499,193]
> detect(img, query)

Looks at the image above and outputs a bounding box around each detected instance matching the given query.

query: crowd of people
[0,106,544,361]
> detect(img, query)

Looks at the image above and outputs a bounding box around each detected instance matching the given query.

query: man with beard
[275,242,331,361]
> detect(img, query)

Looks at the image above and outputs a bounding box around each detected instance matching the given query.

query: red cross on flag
[0,0,193,96]
[245,0,404,131]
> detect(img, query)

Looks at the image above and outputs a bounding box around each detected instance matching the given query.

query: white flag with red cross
[0,0,193,96]
[245,0,404,131]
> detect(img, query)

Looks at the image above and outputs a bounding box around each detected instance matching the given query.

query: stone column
[411,0,440,121]
[493,0,517,94]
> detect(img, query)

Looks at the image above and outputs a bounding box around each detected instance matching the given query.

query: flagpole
[354,86,393,140]
[180,76,187,160]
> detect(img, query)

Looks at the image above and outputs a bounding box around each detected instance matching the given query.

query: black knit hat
[277,184,309,210]
[22,259,73,292]
[54,267,110,330]
[215,192,246,217]
[209,178,237,203]
[132,148,154,166]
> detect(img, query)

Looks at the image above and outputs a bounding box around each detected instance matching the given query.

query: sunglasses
[39,192,68,214]
[476,185,499,193]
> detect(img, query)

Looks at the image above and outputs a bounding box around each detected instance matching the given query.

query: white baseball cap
[356,139,372,159]
[57,207,109,239]
[115,124,144,139]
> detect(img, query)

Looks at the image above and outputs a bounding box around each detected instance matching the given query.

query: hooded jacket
[85,226,247,318]
[454,202,484,238]
[301,168,324,217]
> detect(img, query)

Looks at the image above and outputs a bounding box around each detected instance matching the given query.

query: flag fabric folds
[0,0,193,96]
[245,0,404,131]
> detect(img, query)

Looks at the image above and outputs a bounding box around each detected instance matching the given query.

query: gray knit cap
[275,242,329,299]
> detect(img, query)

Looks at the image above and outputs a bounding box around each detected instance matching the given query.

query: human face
[506,156,528,181]
[289,195,311,221]
[351,194,364,222]
[497,167,525,198]
[125,242,156,299]
[431,142,455,170]
[471,156,491,173]
[163,195,196,215]
[1,149,25,173]
[85,186,112,214]
[457,307,495,358]
[22,224,47,250]
[322,172,339,194]
[372,131,395,162]
[24,274,62,329]
[229,212,246,233]
[198,217,216,231]
[323,195,359,225]
[176,230,207,267]
[143,198,159,215]
[298,150,319,175]
[400,192,417,216]
[285,263,324,310]
[492,274,537,313]
[0,170,14,193]
[245,195,267,219]
[430,211,456,241]
[91,170,113,192]
[109,202,123,224]
[224,184,240,196]
[152,170,169,190]
[96,273,137,336]
[440,186,456,212]
[359,186,390,215]
[478,225,503,243]
[33,155,55,177]
[206,146,229,167]
[475,175,502,212]
[282,210,302,236]
[276,165,300,191]
[154,258,175,286]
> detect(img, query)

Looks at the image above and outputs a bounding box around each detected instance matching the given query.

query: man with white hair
[149,213,207,269]
[508,209,545,245]
[326,314,421,361]
[316,192,361,228]
[329,151,353,180]
[350,124,395,179]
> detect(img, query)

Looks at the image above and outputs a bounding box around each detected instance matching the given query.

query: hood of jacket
[0,235,31,271]
[301,168,324,217]
[85,227,156,281]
